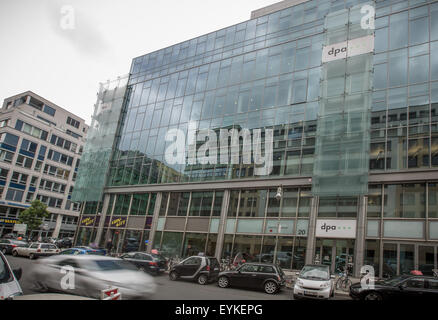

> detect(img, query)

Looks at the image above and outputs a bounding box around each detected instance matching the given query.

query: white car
[293,264,335,300]
[29,255,156,299]
[12,242,60,259]
[0,251,23,300]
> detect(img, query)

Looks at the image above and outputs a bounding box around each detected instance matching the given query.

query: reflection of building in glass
[73,0,438,277]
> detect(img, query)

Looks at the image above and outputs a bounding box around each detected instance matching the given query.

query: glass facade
[74,0,438,275]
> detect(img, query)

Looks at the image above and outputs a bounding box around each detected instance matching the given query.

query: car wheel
[197,274,208,285]
[218,276,229,288]
[29,253,35,260]
[169,271,179,281]
[12,250,18,257]
[364,292,383,301]
[1,248,6,255]
[264,281,278,294]
[293,294,301,300]
[138,267,146,272]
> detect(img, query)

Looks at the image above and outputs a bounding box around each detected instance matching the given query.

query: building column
[94,194,111,245]
[52,214,63,238]
[305,196,319,265]
[214,190,230,260]
[354,195,367,277]
[147,192,162,254]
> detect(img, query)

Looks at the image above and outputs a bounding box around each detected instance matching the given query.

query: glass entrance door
[315,238,356,275]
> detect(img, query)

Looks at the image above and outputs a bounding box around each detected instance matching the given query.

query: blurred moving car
[120,252,167,275]
[169,255,220,285]
[0,239,28,255]
[29,255,156,299]
[293,264,335,300]
[349,275,438,300]
[75,246,107,256]
[12,243,59,259]
[0,251,23,300]
[217,263,285,294]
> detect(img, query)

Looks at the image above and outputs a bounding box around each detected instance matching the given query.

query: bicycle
[336,265,353,292]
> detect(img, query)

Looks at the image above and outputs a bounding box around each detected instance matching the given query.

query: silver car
[29,255,156,299]
[12,242,60,259]
[0,251,23,300]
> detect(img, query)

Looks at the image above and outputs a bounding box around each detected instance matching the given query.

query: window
[403,279,424,289]
[11,172,28,184]
[28,97,44,111]
[0,133,19,147]
[0,150,14,163]
[43,105,56,116]
[20,139,38,153]
[15,120,48,140]
[34,160,43,172]
[240,264,259,273]
[47,149,74,166]
[0,168,9,181]
[0,119,9,128]
[15,155,33,169]
[5,189,24,202]
[66,116,80,129]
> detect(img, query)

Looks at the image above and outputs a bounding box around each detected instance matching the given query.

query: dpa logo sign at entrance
[315,219,357,238]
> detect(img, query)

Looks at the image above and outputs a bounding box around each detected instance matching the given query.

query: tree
[18,200,50,238]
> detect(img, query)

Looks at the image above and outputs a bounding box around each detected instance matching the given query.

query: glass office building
[73,0,438,277]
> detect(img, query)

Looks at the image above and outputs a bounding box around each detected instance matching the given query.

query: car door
[399,278,426,300]
[424,278,438,299]
[24,243,38,256]
[233,264,260,288]
[179,257,202,277]
[120,253,137,267]
[0,240,9,253]
[133,253,151,271]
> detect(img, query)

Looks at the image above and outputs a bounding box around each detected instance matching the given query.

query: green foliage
[18,200,50,236]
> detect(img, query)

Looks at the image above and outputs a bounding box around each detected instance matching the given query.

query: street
[5,255,350,300]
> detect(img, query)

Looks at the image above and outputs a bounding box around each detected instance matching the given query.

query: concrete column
[305,196,318,265]
[147,192,162,254]
[52,214,63,238]
[94,194,111,245]
[214,190,230,260]
[354,195,367,277]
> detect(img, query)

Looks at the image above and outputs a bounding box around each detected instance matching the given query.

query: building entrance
[315,239,355,275]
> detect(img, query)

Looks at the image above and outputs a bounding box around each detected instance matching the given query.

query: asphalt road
[5,254,350,300]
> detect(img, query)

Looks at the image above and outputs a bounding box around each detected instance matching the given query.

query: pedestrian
[106,238,113,255]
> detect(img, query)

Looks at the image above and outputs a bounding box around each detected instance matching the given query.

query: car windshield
[299,265,330,280]
[86,259,139,272]
[0,255,12,284]
[11,241,27,247]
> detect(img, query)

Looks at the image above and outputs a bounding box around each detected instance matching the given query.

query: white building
[0,91,88,239]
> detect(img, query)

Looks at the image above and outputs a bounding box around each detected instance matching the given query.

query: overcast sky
[0,0,280,125]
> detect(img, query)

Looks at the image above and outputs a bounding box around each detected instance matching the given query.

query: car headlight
[296,280,304,287]
[320,281,330,289]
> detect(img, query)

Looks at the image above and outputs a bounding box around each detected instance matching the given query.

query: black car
[0,239,28,255]
[169,255,220,285]
[217,263,285,294]
[120,252,168,275]
[55,238,73,249]
[349,275,438,300]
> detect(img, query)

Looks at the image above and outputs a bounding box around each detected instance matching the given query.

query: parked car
[0,239,28,255]
[169,255,220,285]
[217,263,285,294]
[349,275,438,300]
[293,264,335,300]
[29,255,156,299]
[55,238,73,249]
[120,252,167,275]
[75,246,107,256]
[59,248,101,255]
[0,251,23,300]
[12,243,60,259]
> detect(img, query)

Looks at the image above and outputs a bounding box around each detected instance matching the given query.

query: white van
[0,251,23,300]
